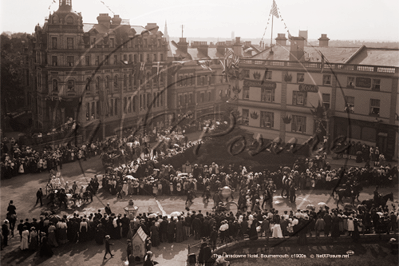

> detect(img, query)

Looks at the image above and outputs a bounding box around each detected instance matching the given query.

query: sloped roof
[251,45,361,64]
[133,226,147,242]
[346,47,399,67]
[83,23,108,34]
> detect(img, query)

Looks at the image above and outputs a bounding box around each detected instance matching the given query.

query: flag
[225,49,234,60]
[170,61,185,75]
[321,53,325,73]
[198,60,212,71]
[231,55,240,69]
[270,0,279,18]
[220,59,229,82]
[140,62,145,71]
[152,62,161,76]
[261,68,269,84]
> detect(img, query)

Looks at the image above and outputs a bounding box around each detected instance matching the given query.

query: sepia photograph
[1,0,398,265]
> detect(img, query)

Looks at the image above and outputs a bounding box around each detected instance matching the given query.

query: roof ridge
[344,45,366,64]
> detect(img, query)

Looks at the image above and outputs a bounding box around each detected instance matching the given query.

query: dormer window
[66,16,73,25]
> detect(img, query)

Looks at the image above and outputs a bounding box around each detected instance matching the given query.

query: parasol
[282,166,291,173]
[126,175,136,180]
[170,211,182,217]
[148,213,157,219]
[318,202,326,207]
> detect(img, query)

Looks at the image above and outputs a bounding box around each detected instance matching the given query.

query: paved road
[1,147,397,266]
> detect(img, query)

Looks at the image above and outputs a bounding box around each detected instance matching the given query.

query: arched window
[66,16,73,25]
[114,75,118,88]
[52,79,58,92]
[67,80,75,91]
[106,76,110,89]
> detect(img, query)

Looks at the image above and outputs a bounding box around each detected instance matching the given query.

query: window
[129,74,132,87]
[85,56,90,66]
[200,93,205,103]
[156,93,160,107]
[67,80,75,91]
[243,87,249,99]
[104,56,109,65]
[91,102,95,119]
[264,70,272,80]
[292,115,306,133]
[292,91,307,105]
[85,78,91,91]
[372,79,380,91]
[147,93,151,108]
[160,54,164,61]
[347,76,355,88]
[154,54,157,61]
[297,73,304,83]
[242,109,249,125]
[243,69,250,78]
[260,111,274,128]
[128,97,132,112]
[67,38,74,49]
[179,95,183,106]
[95,56,99,66]
[52,37,57,49]
[189,94,193,104]
[147,54,150,62]
[106,76,110,89]
[97,101,100,115]
[140,54,143,62]
[114,75,118,88]
[144,39,147,47]
[345,96,355,113]
[323,74,331,85]
[124,75,127,88]
[370,99,380,116]
[66,16,73,24]
[322,93,330,109]
[184,94,188,105]
[114,55,118,65]
[52,56,57,66]
[86,103,90,120]
[96,77,100,91]
[124,97,127,113]
[134,54,137,63]
[110,38,115,48]
[92,38,96,45]
[67,56,74,66]
[261,88,275,102]
[129,54,132,63]
[52,79,58,92]
[109,99,113,116]
[208,91,211,101]
[123,54,127,61]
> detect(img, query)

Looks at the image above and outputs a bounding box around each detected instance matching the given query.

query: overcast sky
[1,0,398,41]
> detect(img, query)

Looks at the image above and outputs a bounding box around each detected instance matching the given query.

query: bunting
[231,55,240,70]
[198,60,212,71]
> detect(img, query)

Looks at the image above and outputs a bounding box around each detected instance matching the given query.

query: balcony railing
[240,59,398,74]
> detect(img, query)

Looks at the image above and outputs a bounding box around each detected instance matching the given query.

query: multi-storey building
[236,33,399,160]
[166,37,261,127]
[29,0,168,140]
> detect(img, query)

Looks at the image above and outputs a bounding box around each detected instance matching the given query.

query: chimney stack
[178,38,188,53]
[289,36,305,62]
[145,23,159,34]
[318,34,330,47]
[216,42,226,56]
[298,30,308,46]
[97,13,111,28]
[275,33,287,46]
[233,37,242,57]
[111,15,122,26]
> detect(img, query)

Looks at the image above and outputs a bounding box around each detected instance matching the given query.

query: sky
[1,0,399,41]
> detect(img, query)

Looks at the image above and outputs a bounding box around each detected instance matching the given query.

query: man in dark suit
[160,217,168,243]
[323,212,332,237]
[192,215,202,240]
[35,188,43,206]
[167,219,176,243]
[103,235,114,260]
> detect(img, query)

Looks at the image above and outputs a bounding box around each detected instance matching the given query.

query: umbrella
[148,213,157,219]
[282,166,291,173]
[318,202,326,207]
[126,175,135,180]
[170,211,182,217]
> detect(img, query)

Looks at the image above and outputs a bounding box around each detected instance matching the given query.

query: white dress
[271,224,283,238]
[347,218,354,232]
[20,230,29,250]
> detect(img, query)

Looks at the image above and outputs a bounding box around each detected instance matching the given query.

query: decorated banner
[299,84,319,92]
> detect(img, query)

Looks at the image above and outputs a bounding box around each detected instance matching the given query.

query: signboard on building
[244,79,276,89]
[355,77,371,88]
[299,84,319,92]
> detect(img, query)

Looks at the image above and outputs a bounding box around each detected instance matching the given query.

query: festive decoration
[284,73,292,82]
[250,112,259,119]
[282,115,292,124]
[232,86,241,94]
[253,72,261,80]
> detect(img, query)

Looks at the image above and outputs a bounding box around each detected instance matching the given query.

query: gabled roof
[133,226,147,242]
[83,23,109,34]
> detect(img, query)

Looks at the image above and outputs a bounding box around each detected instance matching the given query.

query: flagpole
[270,13,274,52]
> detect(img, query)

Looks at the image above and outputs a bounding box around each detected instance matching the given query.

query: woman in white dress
[271,222,283,238]
[20,226,29,250]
